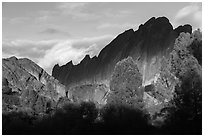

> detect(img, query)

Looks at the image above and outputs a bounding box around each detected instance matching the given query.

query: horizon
[2,2,202,74]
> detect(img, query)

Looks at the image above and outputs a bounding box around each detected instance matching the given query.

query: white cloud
[175,3,200,19]
[38,41,84,71]
[173,3,202,30]
[3,35,114,74]
[2,39,61,65]
[3,39,59,48]
[38,35,114,74]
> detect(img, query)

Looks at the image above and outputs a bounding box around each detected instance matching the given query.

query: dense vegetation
[3,102,154,135]
[2,30,202,135]
[160,30,202,134]
[108,57,144,109]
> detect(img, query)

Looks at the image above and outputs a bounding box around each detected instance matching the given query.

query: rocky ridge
[2,56,66,114]
[52,17,192,88]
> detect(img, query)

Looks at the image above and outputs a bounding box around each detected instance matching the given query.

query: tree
[153,57,179,102]
[169,31,202,79]
[108,57,143,109]
[162,32,202,134]
[188,29,202,65]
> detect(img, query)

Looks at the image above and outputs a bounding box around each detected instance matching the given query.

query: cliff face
[68,84,109,105]
[2,56,66,114]
[52,17,192,88]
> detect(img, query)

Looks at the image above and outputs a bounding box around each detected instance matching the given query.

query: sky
[2,2,202,74]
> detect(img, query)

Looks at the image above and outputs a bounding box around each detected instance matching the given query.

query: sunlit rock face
[2,56,66,113]
[52,17,192,89]
[68,84,109,105]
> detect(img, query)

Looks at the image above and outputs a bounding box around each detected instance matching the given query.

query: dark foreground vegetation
[2,99,202,135]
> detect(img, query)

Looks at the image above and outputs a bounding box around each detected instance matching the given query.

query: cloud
[70,35,114,49]
[2,39,60,63]
[3,35,114,74]
[38,35,114,74]
[40,28,71,36]
[173,3,202,30]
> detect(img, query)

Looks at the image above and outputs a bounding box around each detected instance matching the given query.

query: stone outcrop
[2,56,67,114]
[52,17,192,88]
[68,84,109,105]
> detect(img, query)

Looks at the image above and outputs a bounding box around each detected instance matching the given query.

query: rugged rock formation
[2,56,67,114]
[68,84,109,105]
[52,17,192,88]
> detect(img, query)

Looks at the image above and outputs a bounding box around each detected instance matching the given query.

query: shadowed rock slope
[52,17,192,88]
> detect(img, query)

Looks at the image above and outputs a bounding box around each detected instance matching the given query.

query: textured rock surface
[68,84,109,105]
[52,17,192,88]
[2,56,66,114]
